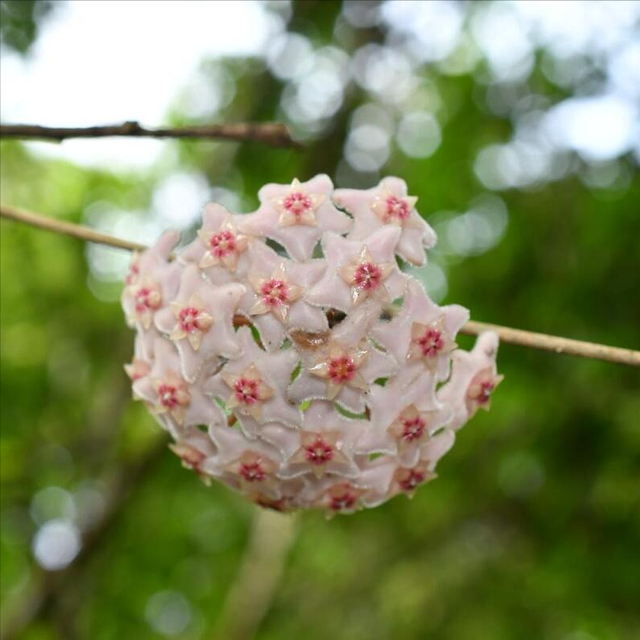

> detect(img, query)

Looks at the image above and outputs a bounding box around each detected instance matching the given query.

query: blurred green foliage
[1,1,639,639]
[0,1,55,54]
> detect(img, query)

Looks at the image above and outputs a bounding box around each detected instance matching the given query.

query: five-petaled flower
[289,430,351,479]
[339,246,394,305]
[371,189,419,226]
[466,367,504,413]
[372,279,468,383]
[308,341,368,400]
[248,263,303,323]
[151,371,191,425]
[241,174,351,262]
[222,364,275,420]
[408,316,457,368]
[387,405,438,453]
[393,463,435,497]
[274,178,324,227]
[169,293,214,351]
[124,358,151,382]
[333,177,436,266]
[125,253,141,286]
[198,219,249,271]
[321,482,365,515]
[224,450,279,494]
[129,278,162,329]
[169,442,211,485]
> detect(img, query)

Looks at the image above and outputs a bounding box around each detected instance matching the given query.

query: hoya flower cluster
[122,175,502,516]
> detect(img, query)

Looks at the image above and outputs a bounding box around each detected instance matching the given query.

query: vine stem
[0,121,300,148]
[211,510,298,640]
[1,203,638,367]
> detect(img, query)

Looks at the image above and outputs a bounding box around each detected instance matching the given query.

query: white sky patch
[381,0,464,62]
[544,95,638,162]
[512,0,640,57]
[0,1,280,168]
[471,2,534,82]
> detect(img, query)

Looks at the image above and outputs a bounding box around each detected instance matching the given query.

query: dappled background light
[1,1,639,639]
[32,519,81,571]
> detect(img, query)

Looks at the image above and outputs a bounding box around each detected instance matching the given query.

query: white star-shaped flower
[240,175,352,261]
[124,357,151,384]
[288,302,398,413]
[312,481,368,517]
[205,327,302,428]
[133,336,224,437]
[238,242,327,351]
[124,330,155,386]
[179,203,252,284]
[388,429,456,499]
[222,363,276,421]
[355,365,452,467]
[121,230,182,331]
[154,264,245,382]
[372,279,469,382]
[358,428,455,506]
[333,177,436,265]
[169,427,218,485]
[437,332,502,430]
[278,401,361,480]
[206,425,284,500]
[305,227,407,313]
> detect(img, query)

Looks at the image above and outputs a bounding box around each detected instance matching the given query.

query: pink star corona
[274,178,324,227]
[339,246,394,305]
[372,191,418,226]
[198,220,249,271]
[169,293,214,350]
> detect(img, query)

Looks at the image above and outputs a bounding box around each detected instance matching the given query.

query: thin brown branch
[1,203,639,368]
[0,203,148,252]
[459,321,639,366]
[0,120,301,148]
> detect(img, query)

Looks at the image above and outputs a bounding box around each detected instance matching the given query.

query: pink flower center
[260,279,288,307]
[130,367,147,381]
[399,470,425,492]
[239,461,267,483]
[125,263,139,285]
[330,490,357,511]
[416,329,444,358]
[209,229,237,258]
[178,306,201,333]
[283,191,312,218]
[353,262,382,291]
[477,381,495,405]
[179,447,205,470]
[327,355,356,384]
[385,195,410,221]
[134,286,160,312]
[158,384,179,409]
[304,437,334,466]
[234,378,260,405]
[401,416,426,442]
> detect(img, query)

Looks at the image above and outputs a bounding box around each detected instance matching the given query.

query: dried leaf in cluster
[122,175,502,516]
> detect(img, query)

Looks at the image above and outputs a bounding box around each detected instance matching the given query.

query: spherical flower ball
[121,175,502,516]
